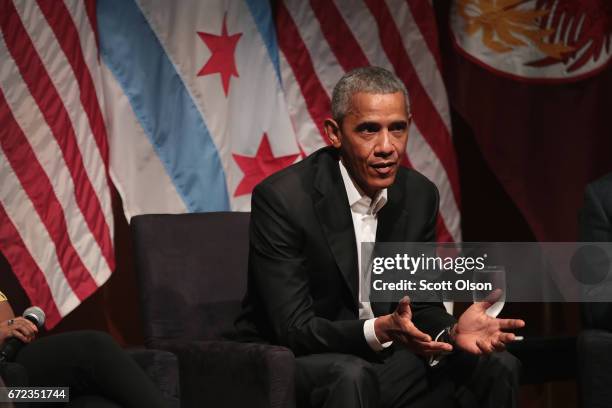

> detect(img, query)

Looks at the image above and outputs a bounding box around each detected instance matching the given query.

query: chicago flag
[99,0,301,216]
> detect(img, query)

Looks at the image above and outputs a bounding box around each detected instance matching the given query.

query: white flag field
[0,0,460,327]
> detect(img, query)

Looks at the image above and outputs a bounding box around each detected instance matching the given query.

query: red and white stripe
[277,0,461,242]
[0,0,114,328]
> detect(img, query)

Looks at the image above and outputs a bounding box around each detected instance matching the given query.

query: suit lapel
[313,149,359,303]
[376,179,409,243]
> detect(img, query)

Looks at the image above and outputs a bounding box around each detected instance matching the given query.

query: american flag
[0,0,113,328]
[0,0,460,327]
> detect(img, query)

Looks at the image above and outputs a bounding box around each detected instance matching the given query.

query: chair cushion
[127,348,180,407]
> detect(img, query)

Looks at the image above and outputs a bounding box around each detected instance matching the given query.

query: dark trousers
[296,347,520,408]
[1,331,168,408]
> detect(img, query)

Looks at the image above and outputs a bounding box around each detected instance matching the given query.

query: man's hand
[0,317,38,345]
[374,296,453,356]
[453,290,525,354]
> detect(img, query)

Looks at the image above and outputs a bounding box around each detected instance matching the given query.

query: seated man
[236,66,524,408]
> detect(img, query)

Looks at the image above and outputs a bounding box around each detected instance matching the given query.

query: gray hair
[331,66,410,124]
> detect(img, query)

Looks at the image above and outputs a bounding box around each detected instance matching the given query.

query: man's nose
[374,129,393,156]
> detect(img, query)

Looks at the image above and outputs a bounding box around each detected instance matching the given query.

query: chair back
[131,212,250,345]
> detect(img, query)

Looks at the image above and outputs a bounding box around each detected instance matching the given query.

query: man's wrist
[365,318,392,351]
[374,315,392,344]
[438,324,457,346]
[449,323,458,341]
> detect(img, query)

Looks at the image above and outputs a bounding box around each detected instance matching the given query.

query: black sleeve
[580,184,612,242]
[579,183,612,330]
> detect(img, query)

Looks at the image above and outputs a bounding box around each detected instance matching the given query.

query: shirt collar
[339,159,387,216]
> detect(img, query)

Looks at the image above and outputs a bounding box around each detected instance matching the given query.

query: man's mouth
[370,162,396,175]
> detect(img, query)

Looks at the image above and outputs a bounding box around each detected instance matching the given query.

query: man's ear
[324,118,342,148]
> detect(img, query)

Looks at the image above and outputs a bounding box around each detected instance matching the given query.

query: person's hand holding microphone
[0,317,38,345]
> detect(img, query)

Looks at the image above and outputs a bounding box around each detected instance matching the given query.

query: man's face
[325,92,410,197]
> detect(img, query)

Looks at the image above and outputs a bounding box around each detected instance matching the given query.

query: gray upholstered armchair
[131,212,295,408]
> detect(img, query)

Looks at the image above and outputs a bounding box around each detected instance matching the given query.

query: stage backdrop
[2,0,610,333]
[0,0,459,327]
[439,0,612,241]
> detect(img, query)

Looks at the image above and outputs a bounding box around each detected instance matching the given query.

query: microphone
[0,306,46,362]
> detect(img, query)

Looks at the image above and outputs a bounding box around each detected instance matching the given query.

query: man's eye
[389,123,407,133]
[356,123,380,133]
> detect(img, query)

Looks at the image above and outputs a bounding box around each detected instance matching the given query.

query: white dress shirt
[338,160,392,352]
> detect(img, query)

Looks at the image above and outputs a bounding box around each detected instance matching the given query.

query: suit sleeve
[410,182,456,337]
[579,183,612,330]
[249,183,375,358]
[580,184,612,242]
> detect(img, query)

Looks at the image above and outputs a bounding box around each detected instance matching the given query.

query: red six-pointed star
[197,14,242,96]
[232,133,299,197]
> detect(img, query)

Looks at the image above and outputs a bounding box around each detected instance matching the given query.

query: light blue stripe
[244,0,282,84]
[97,0,229,212]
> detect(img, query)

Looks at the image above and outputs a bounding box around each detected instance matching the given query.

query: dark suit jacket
[579,172,612,330]
[235,147,455,358]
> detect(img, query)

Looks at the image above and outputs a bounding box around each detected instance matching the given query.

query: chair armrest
[0,362,25,408]
[0,369,14,408]
[0,362,28,387]
[507,335,576,384]
[152,340,295,408]
[578,330,612,408]
[125,348,180,407]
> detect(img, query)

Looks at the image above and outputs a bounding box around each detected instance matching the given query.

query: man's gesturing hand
[374,296,453,356]
[453,290,525,354]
